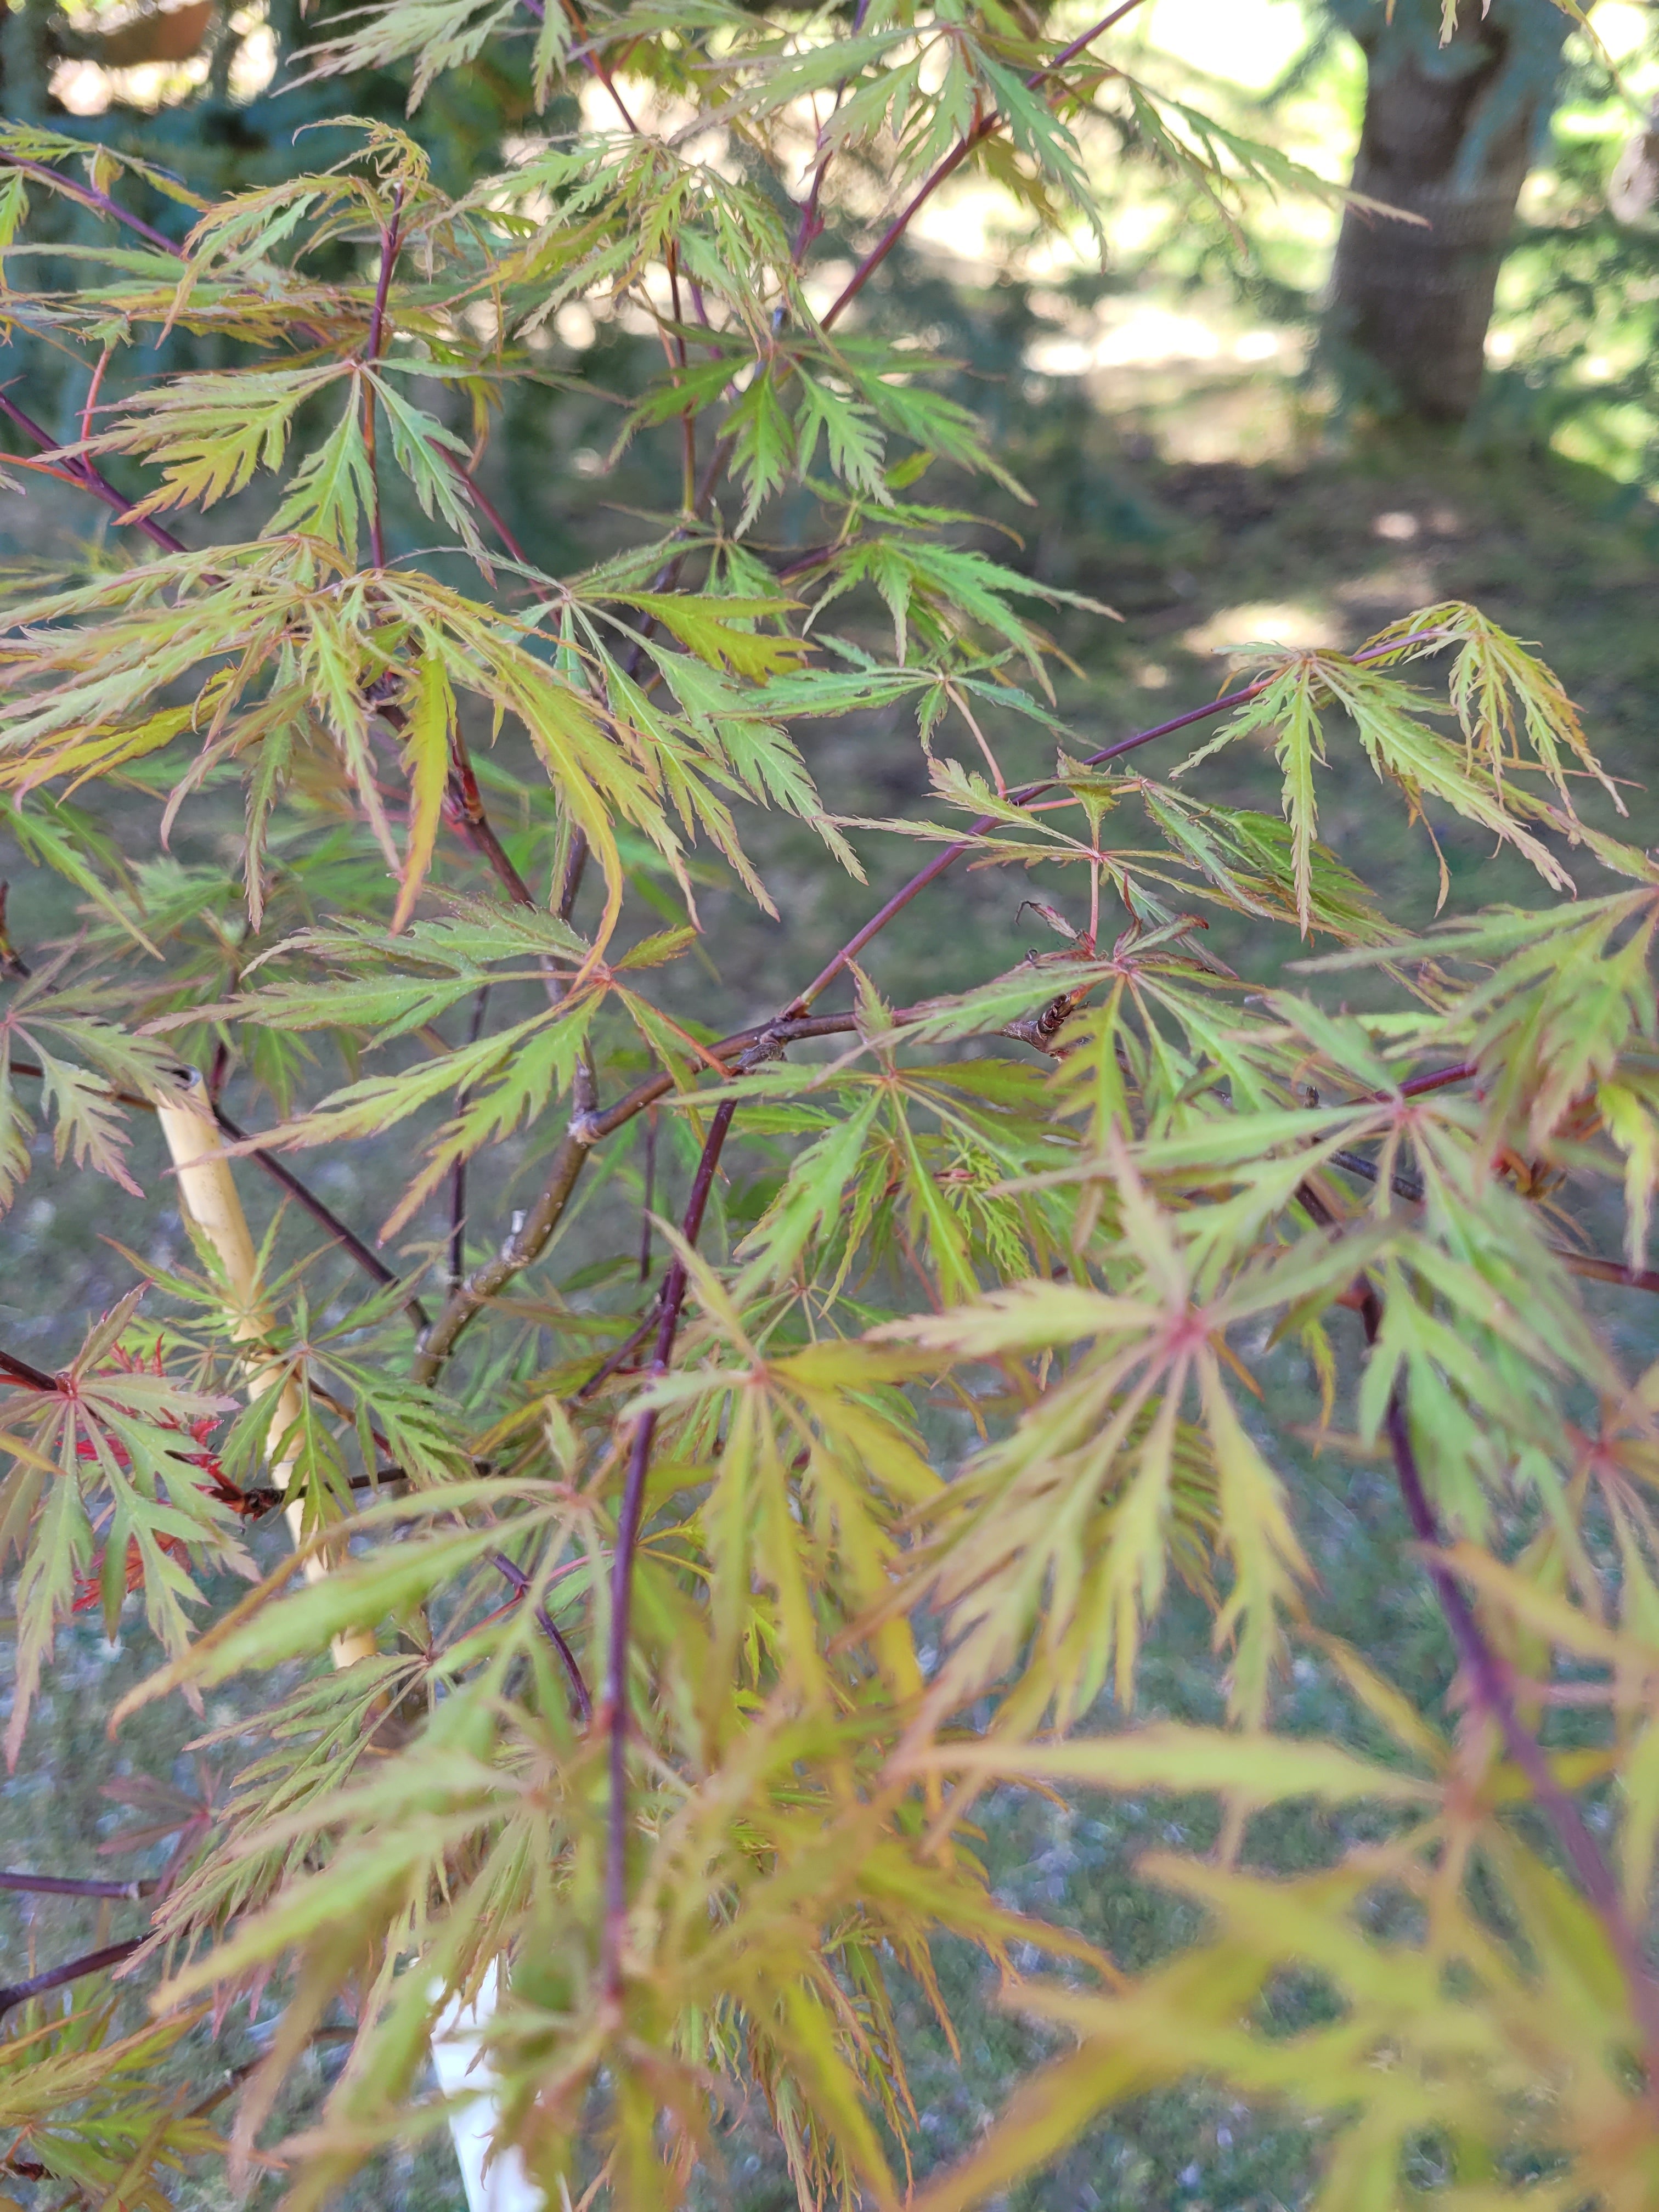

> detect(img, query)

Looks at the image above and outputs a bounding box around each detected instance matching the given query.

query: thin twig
[0,1345,56,1393]
[574,1300,662,1402]
[638,1107,657,1284]
[1326,1147,1659,1296]
[516,0,641,134]
[413,1013,855,1376]
[0,391,187,556]
[448,987,493,1294]
[0,1938,144,2022]
[557,828,590,923]
[0,151,182,257]
[1397,1061,1475,1099]
[0,1870,155,1899]
[487,1549,592,1721]
[821,0,1153,331]
[1358,1285,1659,2083]
[664,242,696,512]
[779,631,1450,1017]
[210,1102,430,1331]
[1561,1251,1659,1296]
[789,0,876,264]
[603,1096,740,1999]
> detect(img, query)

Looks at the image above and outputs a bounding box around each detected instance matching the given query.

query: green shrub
[1,5,1656,2208]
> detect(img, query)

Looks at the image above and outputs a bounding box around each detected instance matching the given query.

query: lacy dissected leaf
[0,1297,247,1764]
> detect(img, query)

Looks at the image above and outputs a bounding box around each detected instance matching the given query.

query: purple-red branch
[602,1096,738,1999]
[0,152,182,258]
[782,631,1449,1018]
[0,1869,155,1899]
[821,0,1153,331]
[790,0,876,263]
[0,1937,144,2022]
[488,1548,592,1720]
[1361,1285,1659,2080]
[0,390,187,556]
[0,1345,55,1393]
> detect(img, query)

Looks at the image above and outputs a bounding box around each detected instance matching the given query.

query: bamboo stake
[153,1070,538,2211]
[153,1075,377,1656]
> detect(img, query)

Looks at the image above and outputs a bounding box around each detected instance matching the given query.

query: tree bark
[1326,0,1571,422]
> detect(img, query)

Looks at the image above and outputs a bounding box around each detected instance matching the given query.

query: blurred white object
[431,1966,544,2212]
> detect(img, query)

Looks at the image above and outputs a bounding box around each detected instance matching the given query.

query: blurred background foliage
[3,4,1659,2209]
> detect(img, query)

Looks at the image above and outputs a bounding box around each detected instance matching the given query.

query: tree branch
[0,1870,155,1899]
[820,0,1153,331]
[603,1093,741,1999]
[0,391,187,556]
[789,0,875,263]
[0,1938,144,2022]
[1358,1288,1659,2081]
[516,0,641,134]
[487,1548,592,1722]
[448,986,492,1295]
[0,151,181,257]
[0,1345,56,1392]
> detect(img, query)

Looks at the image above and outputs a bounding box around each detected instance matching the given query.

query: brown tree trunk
[1327,0,1570,422]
